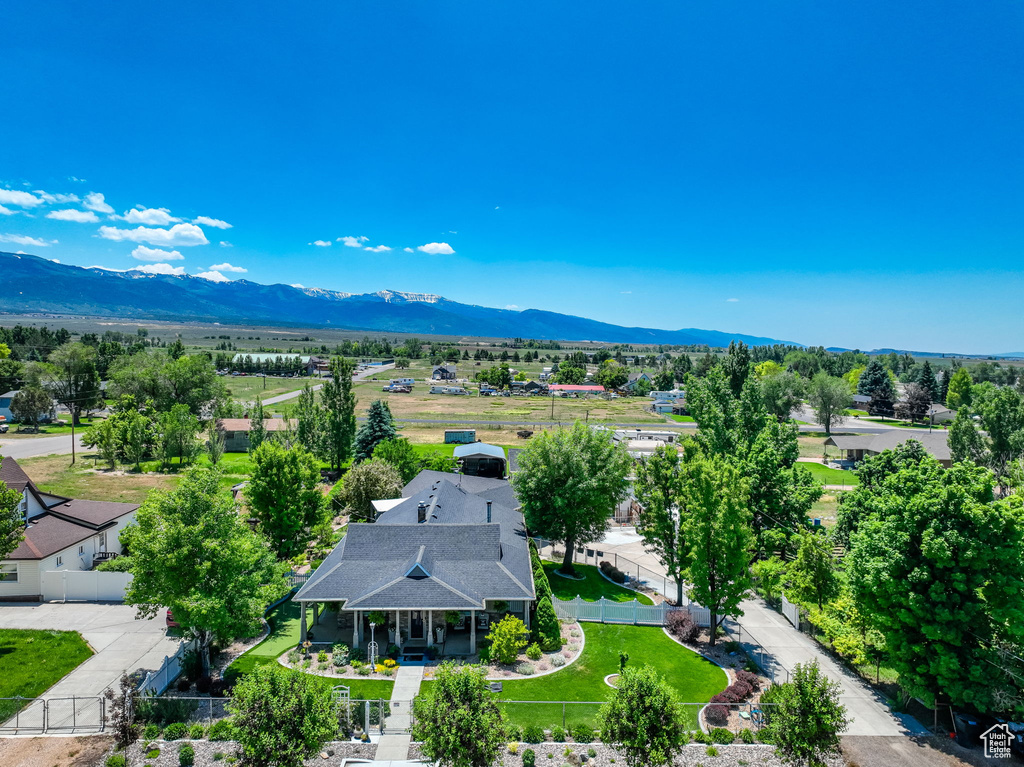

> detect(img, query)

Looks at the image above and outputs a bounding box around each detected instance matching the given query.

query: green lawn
[860,417,946,430]
[798,462,860,486]
[225,377,308,402]
[543,562,653,605]
[666,414,694,423]
[421,623,726,730]
[227,600,394,700]
[0,630,94,720]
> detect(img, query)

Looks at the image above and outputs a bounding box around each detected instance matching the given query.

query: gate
[0,696,104,734]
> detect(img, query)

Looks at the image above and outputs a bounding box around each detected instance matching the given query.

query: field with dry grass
[18,454,180,504]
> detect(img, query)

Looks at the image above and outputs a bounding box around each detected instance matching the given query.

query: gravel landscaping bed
[121,739,375,766]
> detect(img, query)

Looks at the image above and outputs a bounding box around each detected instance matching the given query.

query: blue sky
[2,2,1022,353]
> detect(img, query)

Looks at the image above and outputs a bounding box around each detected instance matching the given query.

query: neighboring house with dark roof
[294,470,533,656]
[215,418,292,452]
[0,456,138,601]
[621,372,653,393]
[431,364,457,381]
[825,430,952,467]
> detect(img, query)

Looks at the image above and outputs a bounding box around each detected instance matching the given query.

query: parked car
[166,609,180,629]
[0,424,8,434]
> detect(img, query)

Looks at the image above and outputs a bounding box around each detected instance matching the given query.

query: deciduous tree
[373,437,419,483]
[597,665,689,767]
[46,342,103,425]
[123,468,284,675]
[9,385,53,430]
[412,662,506,767]
[320,357,357,472]
[945,367,973,411]
[246,442,325,560]
[634,445,691,606]
[787,531,839,610]
[760,661,847,767]
[333,458,403,521]
[0,458,25,561]
[807,373,850,436]
[511,421,631,575]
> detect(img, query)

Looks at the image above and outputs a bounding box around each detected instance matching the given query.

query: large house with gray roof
[294,469,534,656]
[825,430,952,467]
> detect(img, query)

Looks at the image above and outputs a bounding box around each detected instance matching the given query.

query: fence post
[633,600,638,625]
[562,702,566,729]
[600,598,605,622]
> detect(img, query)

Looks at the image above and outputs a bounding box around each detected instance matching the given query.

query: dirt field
[0,735,114,767]
[17,454,179,504]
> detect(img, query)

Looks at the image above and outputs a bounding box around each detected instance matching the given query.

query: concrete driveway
[0,602,182,699]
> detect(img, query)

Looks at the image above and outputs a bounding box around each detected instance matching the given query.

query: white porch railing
[552,596,712,628]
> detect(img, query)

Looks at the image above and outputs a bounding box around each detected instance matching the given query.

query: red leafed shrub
[734,669,761,692]
[665,610,699,643]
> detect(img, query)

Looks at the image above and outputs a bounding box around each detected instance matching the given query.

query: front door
[410,610,425,640]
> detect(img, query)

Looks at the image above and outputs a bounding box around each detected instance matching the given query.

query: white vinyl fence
[781,593,801,628]
[138,638,197,696]
[41,570,132,603]
[553,596,712,628]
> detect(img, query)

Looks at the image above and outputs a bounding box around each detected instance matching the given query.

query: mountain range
[0,251,799,347]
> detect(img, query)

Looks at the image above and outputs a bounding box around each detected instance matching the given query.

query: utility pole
[70,419,75,466]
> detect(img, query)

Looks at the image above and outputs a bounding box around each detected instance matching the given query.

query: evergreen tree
[532,596,561,651]
[856,360,890,397]
[354,399,396,461]
[915,360,941,402]
[722,341,751,398]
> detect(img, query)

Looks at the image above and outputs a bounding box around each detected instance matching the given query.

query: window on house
[0,564,17,583]
[98,532,107,549]
[56,556,63,567]
[79,545,84,555]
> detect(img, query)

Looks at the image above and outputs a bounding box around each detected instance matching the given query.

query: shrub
[506,724,522,742]
[208,719,235,741]
[740,728,755,743]
[143,723,161,740]
[332,656,347,668]
[163,722,188,740]
[146,749,161,759]
[706,745,719,757]
[478,645,492,664]
[533,597,561,651]
[734,669,761,692]
[567,642,580,652]
[691,729,711,744]
[551,654,566,667]
[710,727,735,743]
[287,650,300,665]
[188,723,205,739]
[522,748,536,767]
[587,747,597,758]
[106,756,127,767]
[551,725,566,742]
[704,697,730,727]
[210,679,230,698]
[526,643,543,661]
[195,676,213,694]
[179,743,196,766]
[508,742,519,754]
[516,663,535,676]
[570,723,594,742]
[487,614,530,664]
[176,678,192,693]
[357,665,371,676]
[523,724,546,743]
[181,648,202,682]
[665,610,699,643]
[317,650,329,663]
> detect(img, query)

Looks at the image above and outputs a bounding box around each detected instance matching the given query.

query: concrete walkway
[375,664,423,761]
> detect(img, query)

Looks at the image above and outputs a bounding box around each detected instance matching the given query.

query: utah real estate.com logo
[981,723,1014,759]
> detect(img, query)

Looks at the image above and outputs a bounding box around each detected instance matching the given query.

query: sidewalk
[375,664,423,761]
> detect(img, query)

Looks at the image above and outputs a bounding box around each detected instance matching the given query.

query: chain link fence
[0,696,103,734]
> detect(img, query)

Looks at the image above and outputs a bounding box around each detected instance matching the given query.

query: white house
[648,389,686,402]
[0,456,138,601]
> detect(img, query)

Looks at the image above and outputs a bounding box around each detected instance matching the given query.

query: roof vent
[486,500,492,523]
[417,502,427,524]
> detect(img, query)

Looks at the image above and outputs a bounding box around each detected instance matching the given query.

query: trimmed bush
[710,727,735,744]
[506,724,522,742]
[665,610,699,643]
[143,723,161,741]
[526,643,543,661]
[533,596,561,652]
[523,748,536,767]
[163,722,188,741]
[551,725,566,742]
[570,723,594,743]
[208,719,235,741]
[740,728,755,743]
[194,676,212,694]
[106,756,127,767]
[516,663,535,676]
[523,724,546,743]
[551,654,566,667]
[734,668,761,692]
[179,743,196,766]
[188,723,205,739]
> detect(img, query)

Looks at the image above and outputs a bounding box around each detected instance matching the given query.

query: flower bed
[278,642,401,679]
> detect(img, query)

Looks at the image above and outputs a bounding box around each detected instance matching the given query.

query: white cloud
[98,222,209,246]
[291,283,305,288]
[726,298,739,302]
[417,242,455,255]
[309,240,332,247]
[0,233,55,247]
[620,291,632,294]
[505,304,520,310]
[403,247,414,253]
[338,236,368,247]
[131,245,184,262]
[194,216,232,229]
[121,207,180,225]
[219,241,233,247]
[0,205,14,216]
[494,206,500,210]
[0,189,43,207]
[364,245,392,253]
[132,263,186,275]
[209,262,246,273]
[36,191,80,204]
[47,209,99,223]
[83,192,114,214]
[50,258,60,263]
[195,270,229,282]
[448,230,458,234]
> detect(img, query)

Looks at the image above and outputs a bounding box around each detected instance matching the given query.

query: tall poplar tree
[320,357,357,472]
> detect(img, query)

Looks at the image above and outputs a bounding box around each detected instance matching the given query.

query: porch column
[395,610,400,646]
[314,602,320,625]
[357,610,364,645]
[300,603,308,643]
[427,611,432,645]
[470,610,476,653]
[524,603,531,630]
[352,610,358,647]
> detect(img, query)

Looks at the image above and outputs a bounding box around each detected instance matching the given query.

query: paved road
[593,527,926,737]
[0,603,181,700]
[257,362,395,406]
[0,432,86,460]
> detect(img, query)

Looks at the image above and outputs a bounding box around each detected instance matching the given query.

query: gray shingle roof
[825,430,951,462]
[295,475,534,609]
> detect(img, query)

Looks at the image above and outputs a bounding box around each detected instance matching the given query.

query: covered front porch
[297,601,530,658]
